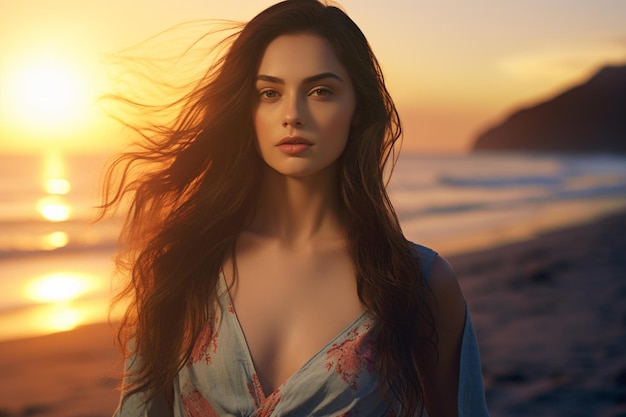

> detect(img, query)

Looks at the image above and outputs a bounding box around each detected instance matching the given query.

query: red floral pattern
[181,385,220,417]
[247,373,266,407]
[190,316,220,364]
[253,388,282,417]
[325,323,377,390]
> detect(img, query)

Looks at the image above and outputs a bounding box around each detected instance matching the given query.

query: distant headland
[472,64,626,153]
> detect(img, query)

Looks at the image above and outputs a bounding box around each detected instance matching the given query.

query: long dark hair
[103,1,435,415]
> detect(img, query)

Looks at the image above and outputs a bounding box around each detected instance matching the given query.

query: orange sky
[1,0,625,154]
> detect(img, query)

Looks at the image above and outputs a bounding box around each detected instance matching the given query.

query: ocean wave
[438,175,564,188]
[0,241,118,260]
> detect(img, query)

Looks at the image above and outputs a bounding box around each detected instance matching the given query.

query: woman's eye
[259,90,279,99]
[310,88,332,97]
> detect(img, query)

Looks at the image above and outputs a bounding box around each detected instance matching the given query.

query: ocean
[1,151,626,341]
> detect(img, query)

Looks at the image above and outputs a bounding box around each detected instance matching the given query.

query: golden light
[37,195,71,221]
[0,273,109,339]
[4,56,88,127]
[42,151,71,194]
[496,39,626,94]
[44,231,69,249]
[45,178,71,195]
[0,52,98,143]
[0,303,89,340]
[25,272,97,303]
[47,307,82,332]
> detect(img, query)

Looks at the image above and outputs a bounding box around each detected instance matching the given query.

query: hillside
[472,64,626,153]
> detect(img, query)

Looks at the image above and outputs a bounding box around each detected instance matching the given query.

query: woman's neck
[248,165,345,246]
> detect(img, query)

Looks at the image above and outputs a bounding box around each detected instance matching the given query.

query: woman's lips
[276,136,313,155]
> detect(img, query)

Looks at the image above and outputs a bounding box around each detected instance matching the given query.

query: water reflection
[45,178,71,195]
[0,153,117,341]
[37,151,73,243]
[16,272,104,334]
[26,272,97,303]
[44,304,82,332]
[42,231,69,249]
[0,299,110,341]
[37,195,71,221]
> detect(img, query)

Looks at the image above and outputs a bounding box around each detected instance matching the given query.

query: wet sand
[0,322,120,417]
[452,211,626,417]
[1,211,625,416]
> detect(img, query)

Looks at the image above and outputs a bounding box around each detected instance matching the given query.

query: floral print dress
[114,244,489,417]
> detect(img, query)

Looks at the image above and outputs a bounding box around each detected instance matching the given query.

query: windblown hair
[103,1,436,415]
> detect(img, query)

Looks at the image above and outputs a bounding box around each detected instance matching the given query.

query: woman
[105,0,489,416]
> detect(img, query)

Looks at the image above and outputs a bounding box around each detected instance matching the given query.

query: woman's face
[253,34,356,179]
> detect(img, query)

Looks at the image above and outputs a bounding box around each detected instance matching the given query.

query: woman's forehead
[257,34,348,82]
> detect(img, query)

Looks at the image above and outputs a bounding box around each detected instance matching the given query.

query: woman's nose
[282,94,304,128]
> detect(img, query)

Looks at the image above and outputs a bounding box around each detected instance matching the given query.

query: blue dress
[114,244,489,416]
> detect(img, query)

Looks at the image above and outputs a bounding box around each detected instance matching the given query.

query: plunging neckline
[218,272,369,402]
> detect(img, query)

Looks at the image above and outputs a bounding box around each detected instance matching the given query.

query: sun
[1,54,92,135]
[14,61,82,123]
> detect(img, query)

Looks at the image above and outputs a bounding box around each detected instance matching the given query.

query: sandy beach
[453,211,626,417]
[1,211,625,417]
[0,322,120,417]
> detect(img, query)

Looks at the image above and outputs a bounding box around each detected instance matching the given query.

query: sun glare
[47,307,82,331]
[1,54,93,135]
[45,178,71,195]
[25,272,98,303]
[37,195,71,221]
[44,231,69,249]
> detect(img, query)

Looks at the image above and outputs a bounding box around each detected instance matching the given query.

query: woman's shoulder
[408,241,464,305]
[408,242,452,280]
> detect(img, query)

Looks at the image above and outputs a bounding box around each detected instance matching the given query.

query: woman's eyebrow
[256,72,344,84]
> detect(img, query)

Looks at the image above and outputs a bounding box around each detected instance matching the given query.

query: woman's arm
[420,255,467,417]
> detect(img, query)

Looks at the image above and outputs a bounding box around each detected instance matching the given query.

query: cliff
[472,64,626,153]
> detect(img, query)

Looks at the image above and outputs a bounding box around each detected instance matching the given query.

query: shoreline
[1,210,625,416]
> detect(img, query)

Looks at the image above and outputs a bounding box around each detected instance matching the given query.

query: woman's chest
[179,293,383,417]
[222,244,365,396]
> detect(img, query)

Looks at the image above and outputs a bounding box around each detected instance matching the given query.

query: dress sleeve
[457,305,490,416]
[411,242,490,417]
[112,346,151,417]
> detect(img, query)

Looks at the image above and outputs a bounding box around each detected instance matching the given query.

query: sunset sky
[1,0,625,154]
